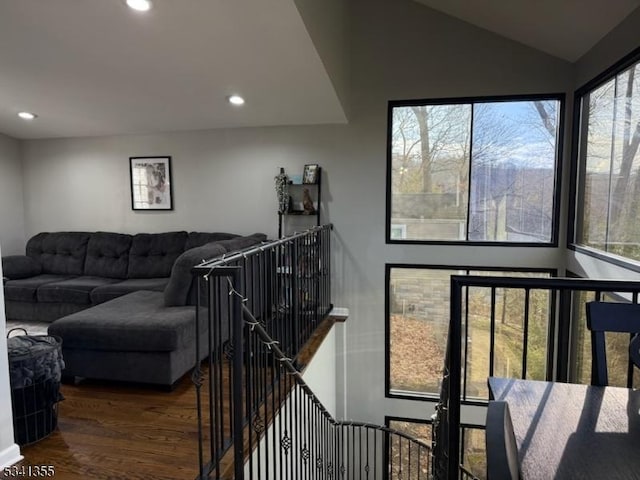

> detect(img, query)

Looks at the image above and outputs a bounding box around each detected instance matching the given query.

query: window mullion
[465,104,475,241]
[604,78,620,253]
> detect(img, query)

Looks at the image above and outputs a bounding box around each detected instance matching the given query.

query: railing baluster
[194,276,205,480]
[190,225,433,480]
[489,287,497,377]
[522,288,531,379]
[436,275,640,480]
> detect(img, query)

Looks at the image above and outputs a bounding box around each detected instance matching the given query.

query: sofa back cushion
[26,232,91,275]
[127,231,187,278]
[164,233,268,307]
[84,232,132,279]
[215,233,267,253]
[164,242,227,306]
[185,232,239,251]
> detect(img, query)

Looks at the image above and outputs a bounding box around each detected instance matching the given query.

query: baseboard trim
[0,444,22,469]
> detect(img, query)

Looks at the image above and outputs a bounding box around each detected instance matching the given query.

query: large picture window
[386,266,554,400]
[387,95,563,244]
[574,52,640,262]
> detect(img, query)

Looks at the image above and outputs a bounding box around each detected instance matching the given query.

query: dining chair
[486,400,521,480]
[586,301,640,387]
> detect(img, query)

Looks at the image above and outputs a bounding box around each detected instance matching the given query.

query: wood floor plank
[12,316,338,480]
[14,375,205,480]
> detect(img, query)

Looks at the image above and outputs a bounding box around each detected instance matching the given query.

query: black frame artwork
[130,156,173,210]
[303,163,319,184]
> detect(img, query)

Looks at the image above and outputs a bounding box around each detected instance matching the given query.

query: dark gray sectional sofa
[2,230,267,387]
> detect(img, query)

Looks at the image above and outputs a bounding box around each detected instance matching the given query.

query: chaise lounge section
[2,230,267,386]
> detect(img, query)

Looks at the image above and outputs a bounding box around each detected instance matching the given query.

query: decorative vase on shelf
[274,167,289,214]
[303,188,315,214]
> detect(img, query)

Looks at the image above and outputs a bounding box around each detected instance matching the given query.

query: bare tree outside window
[577,61,640,261]
[388,97,561,243]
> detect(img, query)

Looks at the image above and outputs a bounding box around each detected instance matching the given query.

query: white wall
[0,244,22,468]
[0,133,25,254]
[246,323,340,478]
[302,322,339,418]
[19,0,577,426]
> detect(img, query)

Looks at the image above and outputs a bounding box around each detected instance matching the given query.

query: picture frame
[130,156,173,210]
[302,164,319,184]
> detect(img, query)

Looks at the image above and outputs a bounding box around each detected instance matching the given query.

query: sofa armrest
[1,255,42,280]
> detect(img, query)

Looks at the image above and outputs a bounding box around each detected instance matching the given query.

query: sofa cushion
[48,290,197,352]
[84,232,132,279]
[26,232,91,275]
[37,276,120,305]
[127,231,187,279]
[185,232,239,250]
[2,255,42,279]
[90,278,169,304]
[4,274,74,302]
[164,242,227,307]
[215,233,267,253]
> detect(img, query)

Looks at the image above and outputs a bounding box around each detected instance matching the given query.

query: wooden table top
[489,377,640,480]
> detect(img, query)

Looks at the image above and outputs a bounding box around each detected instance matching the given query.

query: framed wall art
[130,156,173,210]
[303,163,319,184]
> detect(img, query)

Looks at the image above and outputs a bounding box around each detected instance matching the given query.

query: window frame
[385,263,557,402]
[386,93,566,247]
[569,45,640,270]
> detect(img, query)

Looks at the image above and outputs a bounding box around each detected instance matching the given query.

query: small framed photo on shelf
[130,156,173,210]
[303,164,319,184]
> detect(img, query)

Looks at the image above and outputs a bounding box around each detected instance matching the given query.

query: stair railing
[190,225,437,479]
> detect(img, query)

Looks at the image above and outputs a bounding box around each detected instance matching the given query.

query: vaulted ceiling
[0,0,638,140]
[413,0,640,62]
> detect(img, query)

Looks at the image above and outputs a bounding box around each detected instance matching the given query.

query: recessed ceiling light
[228,95,245,106]
[18,112,37,120]
[126,0,152,12]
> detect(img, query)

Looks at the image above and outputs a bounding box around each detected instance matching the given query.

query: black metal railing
[189,225,440,479]
[190,225,332,479]
[243,307,432,479]
[433,275,640,480]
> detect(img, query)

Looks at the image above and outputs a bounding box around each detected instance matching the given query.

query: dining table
[488,376,640,480]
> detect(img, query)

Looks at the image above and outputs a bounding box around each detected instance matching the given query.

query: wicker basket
[7,328,65,446]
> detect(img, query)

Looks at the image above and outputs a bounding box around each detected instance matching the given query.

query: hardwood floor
[11,316,341,480]
[14,376,205,480]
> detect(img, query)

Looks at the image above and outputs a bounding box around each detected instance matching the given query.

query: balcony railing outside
[433,275,640,480]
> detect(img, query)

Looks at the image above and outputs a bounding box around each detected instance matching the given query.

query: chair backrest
[586,301,640,387]
[486,400,521,480]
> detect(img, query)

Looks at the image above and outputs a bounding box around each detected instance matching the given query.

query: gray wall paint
[339,0,573,423]
[21,127,349,240]
[294,0,350,119]
[575,7,640,88]
[19,0,577,425]
[0,133,25,255]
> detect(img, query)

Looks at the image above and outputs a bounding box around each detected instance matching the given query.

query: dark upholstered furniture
[2,231,267,386]
[486,400,521,480]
